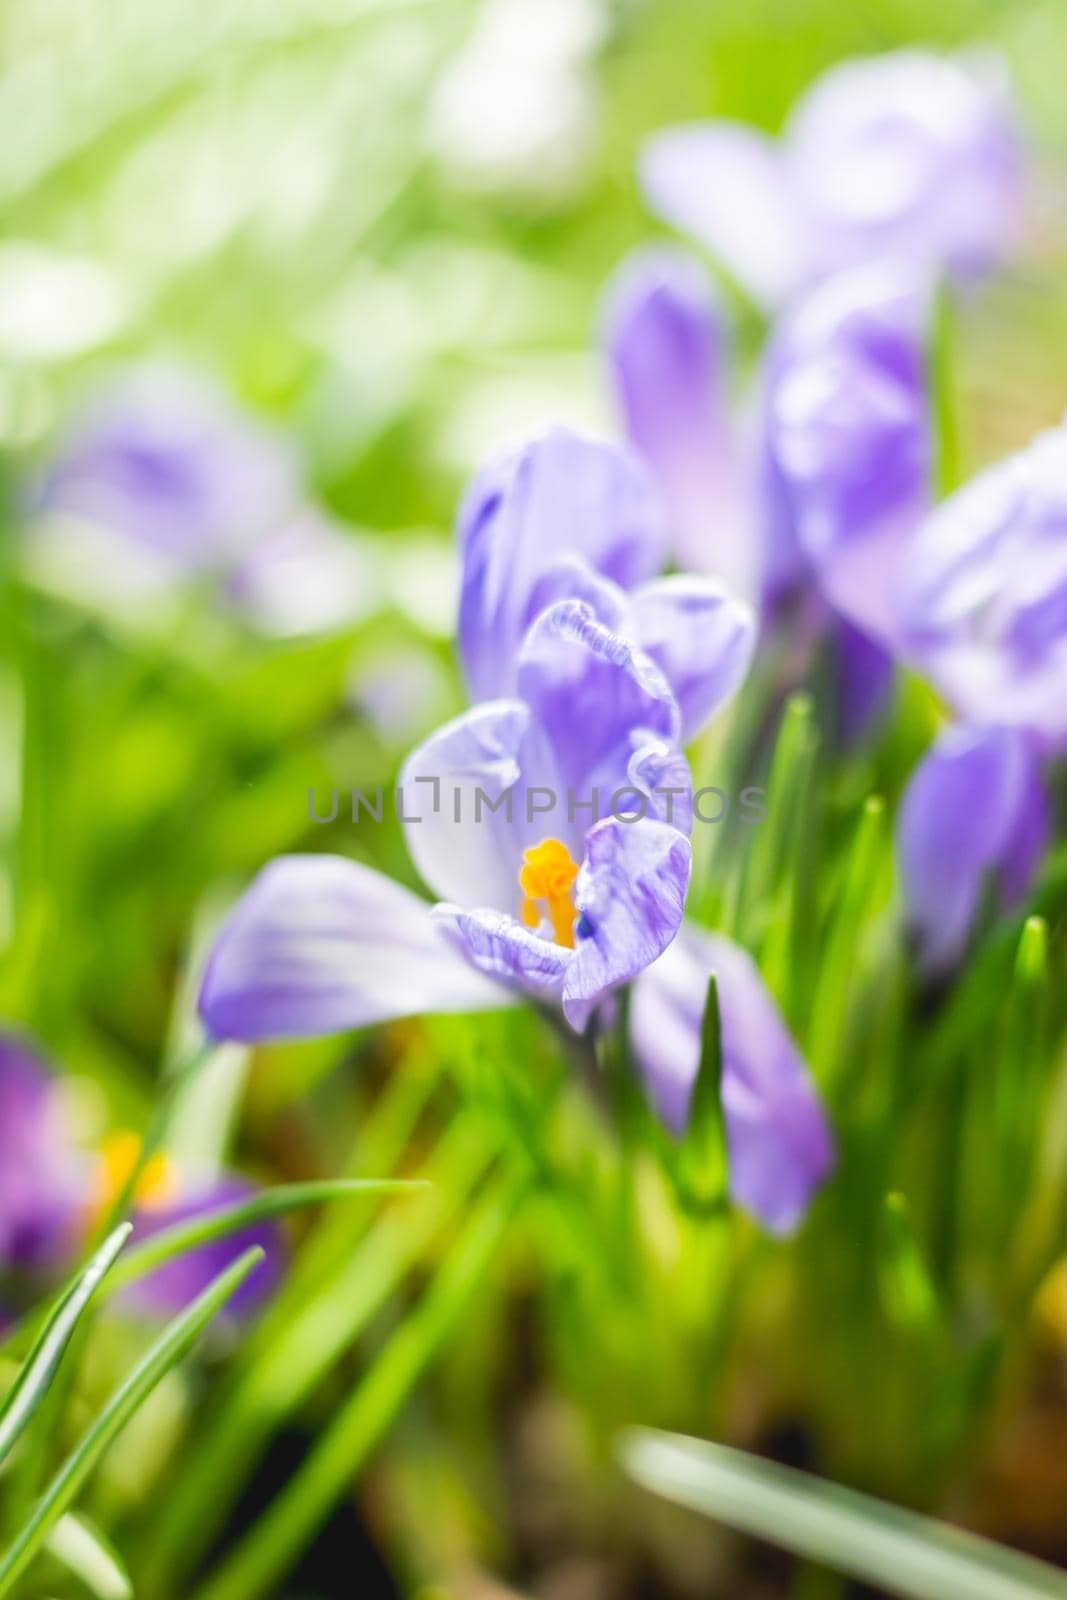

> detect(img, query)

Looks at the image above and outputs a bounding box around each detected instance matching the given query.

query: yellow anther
[91,1131,179,1223]
[518,838,579,949]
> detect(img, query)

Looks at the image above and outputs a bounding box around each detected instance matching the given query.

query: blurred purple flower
[36,366,370,638]
[0,1037,83,1277]
[830,616,897,747]
[631,926,834,1233]
[457,429,755,741]
[601,247,755,598]
[201,596,702,1038]
[126,1177,283,1321]
[760,263,932,634]
[900,423,1067,751]
[641,50,1021,309]
[898,723,1048,975]
[0,1034,281,1322]
[40,366,299,574]
[598,250,923,742]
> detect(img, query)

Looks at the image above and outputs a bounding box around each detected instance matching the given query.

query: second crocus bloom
[640,50,1021,309]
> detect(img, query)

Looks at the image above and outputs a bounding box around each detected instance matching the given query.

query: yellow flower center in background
[519,838,579,948]
[91,1130,179,1223]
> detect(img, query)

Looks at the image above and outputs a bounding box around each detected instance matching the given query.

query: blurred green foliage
[0,1,1065,1597]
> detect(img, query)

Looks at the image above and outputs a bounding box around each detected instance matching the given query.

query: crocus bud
[601,247,754,600]
[901,422,1067,752]
[760,263,932,637]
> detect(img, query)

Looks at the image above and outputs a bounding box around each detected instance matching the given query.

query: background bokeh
[2,2,1067,1598]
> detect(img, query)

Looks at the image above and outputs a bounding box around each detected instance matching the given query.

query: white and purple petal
[629,576,756,742]
[516,599,680,812]
[432,904,571,1004]
[900,425,1067,749]
[602,247,754,593]
[457,429,667,700]
[563,817,691,1033]
[897,723,1048,974]
[639,124,807,308]
[760,264,932,643]
[198,855,509,1043]
[626,735,693,835]
[786,50,1022,285]
[399,700,531,908]
[640,53,1022,302]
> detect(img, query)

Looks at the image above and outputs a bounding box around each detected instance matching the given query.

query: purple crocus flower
[631,926,834,1234]
[598,251,921,741]
[760,263,932,637]
[40,365,299,575]
[899,422,1067,751]
[456,429,756,741]
[601,247,754,599]
[35,365,370,638]
[201,596,700,1038]
[0,1037,84,1278]
[897,723,1048,974]
[641,50,1021,309]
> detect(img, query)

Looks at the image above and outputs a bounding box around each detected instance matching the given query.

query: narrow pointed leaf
[0,1224,132,1471]
[46,1512,132,1600]
[879,1192,943,1338]
[107,1179,427,1293]
[194,1179,523,1600]
[678,975,728,1207]
[0,1245,264,1598]
[620,1428,1067,1600]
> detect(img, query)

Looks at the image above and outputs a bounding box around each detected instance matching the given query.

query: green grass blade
[0,1224,132,1471]
[930,279,961,498]
[144,1118,492,1594]
[0,1245,264,1598]
[95,1041,216,1241]
[106,1179,428,1293]
[620,1428,1067,1600]
[807,794,887,1083]
[193,1178,524,1600]
[677,975,729,1209]
[46,1512,132,1600]
[879,1192,943,1340]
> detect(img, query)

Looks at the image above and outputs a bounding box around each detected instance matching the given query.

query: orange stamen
[518,838,579,949]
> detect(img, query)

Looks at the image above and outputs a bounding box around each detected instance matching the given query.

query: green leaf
[807,794,886,1083]
[677,975,729,1210]
[0,1224,132,1471]
[620,1428,1067,1600]
[193,1179,523,1600]
[144,1119,491,1595]
[0,1245,264,1598]
[46,1512,132,1600]
[930,279,961,498]
[106,1179,428,1293]
[879,1192,943,1339]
